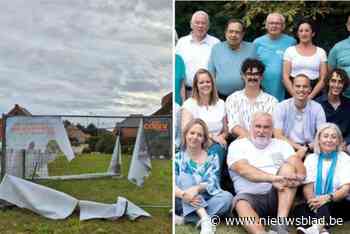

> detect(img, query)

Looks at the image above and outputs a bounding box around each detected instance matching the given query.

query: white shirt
[182,98,226,136]
[227,138,295,194]
[225,89,278,133]
[304,152,350,198]
[283,46,327,80]
[176,33,220,87]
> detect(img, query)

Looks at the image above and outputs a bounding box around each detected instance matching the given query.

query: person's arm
[303,182,315,201]
[274,128,306,152]
[308,62,327,99]
[211,116,228,147]
[231,159,282,183]
[283,60,294,96]
[180,80,186,103]
[181,108,193,132]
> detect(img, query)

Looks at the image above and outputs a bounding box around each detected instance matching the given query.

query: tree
[175,1,350,51]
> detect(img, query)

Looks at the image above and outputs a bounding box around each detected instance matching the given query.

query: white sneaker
[199,216,215,234]
[297,225,320,234]
[320,228,330,234]
[174,215,184,225]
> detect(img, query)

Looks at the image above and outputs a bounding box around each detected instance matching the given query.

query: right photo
[174,1,350,234]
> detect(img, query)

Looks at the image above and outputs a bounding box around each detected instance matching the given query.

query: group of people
[175,10,350,234]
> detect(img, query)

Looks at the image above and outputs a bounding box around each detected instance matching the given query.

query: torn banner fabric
[0,174,78,219]
[0,174,151,221]
[128,118,152,186]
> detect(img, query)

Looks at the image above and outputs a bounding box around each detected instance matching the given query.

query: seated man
[274,74,326,158]
[226,58,278,139]
[227,112,305,234]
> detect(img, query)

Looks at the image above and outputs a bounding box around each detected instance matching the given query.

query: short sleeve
[273,103,285,130]
[283,46,294,62]
[281,141,295,161]
[225,94,241,132]
[328,47,337,69]
[318,47,327,62]
[337,153,350,187]
[304,154,317,184]
[182,98,197,116]
[226,139,248,169]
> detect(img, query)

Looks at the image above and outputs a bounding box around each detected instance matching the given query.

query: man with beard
[226,58,278,139]
[208,19,256,100]
[227,112,305,234]
[274,74,326,158]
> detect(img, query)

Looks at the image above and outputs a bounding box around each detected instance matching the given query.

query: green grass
[0,154,172,234]
[47,153,113,176]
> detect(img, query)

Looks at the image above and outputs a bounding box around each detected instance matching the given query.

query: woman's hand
[183,186,200,203]
[307,195,330,212]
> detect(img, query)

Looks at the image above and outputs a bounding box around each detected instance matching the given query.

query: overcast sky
[0,0,172,117]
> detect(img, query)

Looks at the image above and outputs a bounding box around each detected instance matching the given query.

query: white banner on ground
[128,118,152,187]
[0,174,151,221]
[0,174,78,219]
[107,135,122,174]
[79,196,151,221]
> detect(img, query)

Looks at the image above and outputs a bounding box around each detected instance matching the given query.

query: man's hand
[272,175,287,191]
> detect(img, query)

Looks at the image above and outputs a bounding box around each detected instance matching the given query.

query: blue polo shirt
[208,41,256,96]
[254,34,296,101]
[175,54,186,106]
[328,36,350,98]
[316,94,350,144]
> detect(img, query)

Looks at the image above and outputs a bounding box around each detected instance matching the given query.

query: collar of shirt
[242,89,266,103]
[190,33,209,44]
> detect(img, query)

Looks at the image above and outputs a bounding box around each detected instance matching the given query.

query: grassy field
[0,153,172,234]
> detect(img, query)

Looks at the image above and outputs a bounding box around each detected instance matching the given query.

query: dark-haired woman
[283,19,327,99]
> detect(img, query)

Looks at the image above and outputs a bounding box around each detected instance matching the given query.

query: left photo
[0,1,172,233]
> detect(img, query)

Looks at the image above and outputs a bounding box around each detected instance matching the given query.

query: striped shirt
[226,89,278,132]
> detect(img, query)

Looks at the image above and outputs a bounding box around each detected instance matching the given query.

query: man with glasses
[208,19,256,100]
[328,15,350,98]
[176,11,220,98]
[254,13,296,101]
[226,58,278,139]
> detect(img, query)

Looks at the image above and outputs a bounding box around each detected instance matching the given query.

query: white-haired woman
[295,123,350,234]
[175,119,232,234]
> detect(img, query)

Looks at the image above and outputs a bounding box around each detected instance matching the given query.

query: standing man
[254,13,296,101]
[328,15,350,98]
[176,11,220,97]
[274,74,326,158]
[227,112,304,234]
[208,19,256,100]
[226,58,278,139]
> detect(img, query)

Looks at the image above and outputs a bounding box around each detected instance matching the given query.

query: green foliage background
[175,1,350,51]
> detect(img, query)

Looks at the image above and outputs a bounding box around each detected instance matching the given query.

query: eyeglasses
[245,72,261,76]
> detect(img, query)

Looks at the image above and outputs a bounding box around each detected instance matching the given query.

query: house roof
[152,92,172,116]
[115,114,143,128]
[0,104,32,140]
[7,104,32,116]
